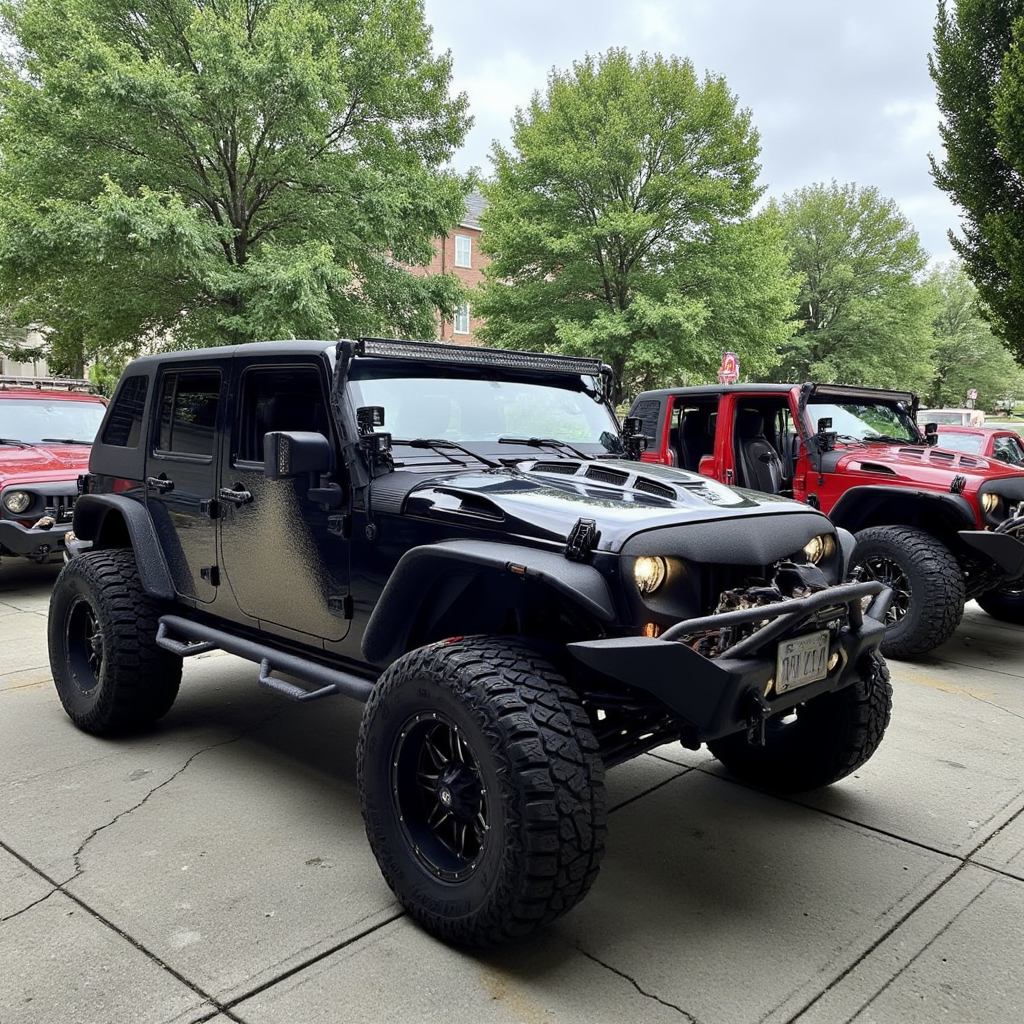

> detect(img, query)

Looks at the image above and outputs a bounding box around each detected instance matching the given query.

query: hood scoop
[525,460,678,501]
[895,446,985,469]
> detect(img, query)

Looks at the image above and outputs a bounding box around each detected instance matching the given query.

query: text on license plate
[775,630,829,694]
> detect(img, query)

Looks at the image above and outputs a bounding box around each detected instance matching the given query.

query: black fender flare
[828,485,976,535]
[361,539,618,665]
[72,494,175,600]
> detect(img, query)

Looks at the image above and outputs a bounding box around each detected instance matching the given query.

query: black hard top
[122,338,607,380]
[636,382,919,405]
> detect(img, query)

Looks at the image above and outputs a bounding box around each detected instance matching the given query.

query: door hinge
[328,514,352,538]
[200,565,220,586]
[328,595,354,619]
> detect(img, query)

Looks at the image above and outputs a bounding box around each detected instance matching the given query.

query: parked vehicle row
[627,382,1024,658]
[0,376,107,567]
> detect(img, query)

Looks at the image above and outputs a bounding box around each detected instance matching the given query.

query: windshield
[0,397,106,444]
[934,431,984,455]
[348,371,620,450]
[807,399,922,444]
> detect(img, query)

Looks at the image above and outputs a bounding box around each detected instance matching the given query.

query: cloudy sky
[422,0,959,265]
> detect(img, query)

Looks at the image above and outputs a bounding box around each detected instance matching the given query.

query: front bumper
[0,516,71,560]
[959,529,1024,580]
[567,579,888,744]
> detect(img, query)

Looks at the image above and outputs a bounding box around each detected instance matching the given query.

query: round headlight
[3,490,32,514]
[634,556,667,594]
[803,534,836,564]
[981,492,1001,515]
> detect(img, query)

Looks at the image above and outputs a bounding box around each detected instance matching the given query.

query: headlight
[803,534,836,564]
[634,556,667,594]
[981,493,1001,515]
[3,491,32,514]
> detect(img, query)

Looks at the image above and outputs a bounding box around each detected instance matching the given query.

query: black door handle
[146,476,174,493]
[219,486,253,506]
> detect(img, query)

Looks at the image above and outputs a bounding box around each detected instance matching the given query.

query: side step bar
[155,614,375,704]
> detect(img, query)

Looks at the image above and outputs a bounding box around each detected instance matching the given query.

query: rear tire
[707,650,892,793]
[976,584,1024,623]
[851,525,965,658]
[48,549,182,734]
[357,637,606,947]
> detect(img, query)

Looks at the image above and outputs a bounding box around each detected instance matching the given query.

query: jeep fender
[827,486,975,536]
[361,539,618,665]
[72,494,174,600]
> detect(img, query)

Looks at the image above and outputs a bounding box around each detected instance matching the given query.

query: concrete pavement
[2,558,1022,1024]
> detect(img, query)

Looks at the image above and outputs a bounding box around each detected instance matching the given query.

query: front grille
[1,489,77,522]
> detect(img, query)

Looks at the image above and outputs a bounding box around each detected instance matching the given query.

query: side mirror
[924,422,939,446]
[264,431,332,479]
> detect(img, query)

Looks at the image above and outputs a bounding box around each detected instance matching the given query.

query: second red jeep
[628,382,1024,658]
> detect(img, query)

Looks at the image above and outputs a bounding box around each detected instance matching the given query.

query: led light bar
[355,337,605,377]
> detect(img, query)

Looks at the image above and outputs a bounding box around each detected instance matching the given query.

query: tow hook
[745,691,772,746]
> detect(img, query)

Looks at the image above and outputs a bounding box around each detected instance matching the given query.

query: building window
[454,234,472,268]
[453,303,470,335]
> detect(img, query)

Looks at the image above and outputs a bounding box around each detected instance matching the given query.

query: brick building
[413,190,489,344]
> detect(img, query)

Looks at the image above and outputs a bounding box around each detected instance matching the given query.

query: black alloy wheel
[392,711,489,881]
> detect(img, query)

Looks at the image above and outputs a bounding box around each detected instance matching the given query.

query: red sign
[718,351,740,384]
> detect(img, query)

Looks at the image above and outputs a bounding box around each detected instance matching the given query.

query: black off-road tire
[48,549,182,734]
[851,525,965,658]
[357,636,606,947]
[707,650,893,794]
[976,584,1024,623]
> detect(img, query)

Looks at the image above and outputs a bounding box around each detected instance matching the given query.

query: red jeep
[628,382,1024,658]
[0,376,107,566]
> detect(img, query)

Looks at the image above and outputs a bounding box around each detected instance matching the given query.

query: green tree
[0,0,471,369]
[930,0,1024,360]
[772,181,936,391]
[923,260,1024,409]
[474,48,797,399]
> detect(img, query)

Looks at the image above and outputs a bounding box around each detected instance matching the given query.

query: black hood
[376,458,833,553]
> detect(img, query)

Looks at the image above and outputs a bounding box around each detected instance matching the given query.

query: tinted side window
[994,435,1024,465]
[235,365,329,464]
[155,370,221,458]
[101,375,148,447]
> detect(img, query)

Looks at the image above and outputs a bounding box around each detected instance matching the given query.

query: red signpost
[718,352,740,384]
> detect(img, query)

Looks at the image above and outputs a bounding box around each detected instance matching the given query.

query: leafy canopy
[923,260,1024,408]
[771,181,936,392]
[0,0,472,372]
[474,48,797,398]
[930,0,1024,359]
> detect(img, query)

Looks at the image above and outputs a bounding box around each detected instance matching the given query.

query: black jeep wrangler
[48,338,892,947]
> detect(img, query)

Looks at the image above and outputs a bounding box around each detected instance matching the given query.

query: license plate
[776,630,829,694]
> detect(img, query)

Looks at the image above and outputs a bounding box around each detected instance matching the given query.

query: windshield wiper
[392,438,501,469]
[498,436,589,459]
[863,433,914,444]
[0,437,33,448]
[41,437,93,445]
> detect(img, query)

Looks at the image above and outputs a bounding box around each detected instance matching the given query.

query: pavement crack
[575,947,698,1020]
[966,691,1024,721]
[69,713,285,879]
[0,885,60,923]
